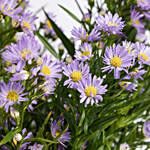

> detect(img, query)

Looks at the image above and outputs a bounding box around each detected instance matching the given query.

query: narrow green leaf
[79,110,85,127]
[35,32,59,58]
[0,127,21,145]
[58,4,81,23]
[43,9,75,57]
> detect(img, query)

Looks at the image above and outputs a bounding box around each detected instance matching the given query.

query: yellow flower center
[41,66,51,76]
[135,20,140,25]
[71,71,82,82]
[110,56,122,67]
[23,21,31,30]
[120,81,129,88]
[138,53,149,62]
[7,91,18,101]
[56,130,61,137]
[82,51,90,56]
[7,7,11,11]
[107,22,118,27]
[21,50,31,60]
[46,20,52,29]
[85,86,97,97]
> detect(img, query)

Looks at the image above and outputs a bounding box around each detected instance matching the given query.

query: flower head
[39,55,62,80]
[137,0,150,10]
[2,34,40,64]
[74,42,93,61]
[143,120,150,138]
[119,81,137,92]
[63,60,89,88]
[51,120,70,147]
[120,143,130,150]
[0,82,28,112]
[77,74,107,106]
[102,44,132,79]
[95,12,125,34]
[28,143,44,150]
[72,26,101,42]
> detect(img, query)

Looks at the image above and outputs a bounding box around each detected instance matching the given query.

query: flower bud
[66,56,72,64]
[10,108,19,119]
[36,57,43,66]
[13,133,22,145]
[120,143,130,150]
[12,19,19,28]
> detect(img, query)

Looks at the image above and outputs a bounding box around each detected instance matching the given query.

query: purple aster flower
[95,12,125,34]
[77,74,107,106]
[119,81,137,92]
[144,11,150,20]
[137,0,150,10]
[2,34,40,64]
[28,143,44,150]
[19,11,38,33]
[72,26,101,42]
[51,120,70,147]
[39,55,62,80]
[130,10,145,31]
[143,120,150,138]
[134,42,150,65]
[44,12,56,37]
[0,82,28,112]
[102,44,132,79]
[0,0,22,18]
[63,60,89,88]
[74,42,93,61]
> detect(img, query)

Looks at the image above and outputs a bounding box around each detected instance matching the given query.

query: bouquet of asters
[0,0,150,149]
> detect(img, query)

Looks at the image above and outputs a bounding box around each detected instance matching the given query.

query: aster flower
[74,42,93,61]
[63,60,89,88]
[130,10,145,31]
[19,11,38,32]
[77,74,107,106]
[120,143,130,150]
[0,0,22,18]
[137,0,150,10]
[134,42,150,65]
[2,34,40,64]
[51,120,70,147]
[95,12,125,34]
[39,55,62,80]
[119,81,137,92]
[143,120,150,138]
[72,26,101,42]
[28,143,44,150]
[102,44,132,79]
[0,82,28,112]
[44,12,56,37]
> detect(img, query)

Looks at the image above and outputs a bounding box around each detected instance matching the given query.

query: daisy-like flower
[2,34,40,64]
[63,60,89,88]
[28,143,44,150]
[120,143,130,150]
[77,74,107,106]
[0,0,22,18]
[137,0,150,10]
[44,12,56,37]
[0,82,28,112]
[143,120,150,138]
[74,42,93,61]
[119,81,137,92]
[19,11,38,33]
[135,42,150,65]
[130,9,145,31]
[51,120,70,147]
[39,55,62,80]
[72,26,101,42]
[95,12,125,34]
[102,44,132,79]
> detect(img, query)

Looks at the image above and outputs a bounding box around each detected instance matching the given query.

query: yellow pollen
[135,20,140,25]
[110,56,122,67]
[107,22,118,27]
[7,91,18,101]
[46,20,52,29]
[85,86,97,97]
[7,7,11,11]
[120,81,129,88]
[82,51,90,56]
[138,53,149,62]
[41,66,51,76]
[21,50,31,60]
[71,71,82,82]
[23,22,31,30]
[56,129,61,137]
[86,33,89,38]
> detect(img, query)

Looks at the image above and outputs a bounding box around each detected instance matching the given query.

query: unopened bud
[13,133,22,145]
[36,57,43,66]
[65,56,72,64]
[10,108,19,118]
[120,143,130,150]
[12,19,19,28]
